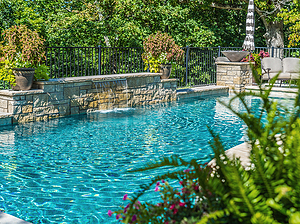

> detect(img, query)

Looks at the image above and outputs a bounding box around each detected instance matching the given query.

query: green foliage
[0,44,15,86]
[0,58,15,86]
[2,25,45,67]
[1,0,297,48]
[142,32,184,73]
[111,69,300,223]
[34,64,49,81]
[278,2,300,47]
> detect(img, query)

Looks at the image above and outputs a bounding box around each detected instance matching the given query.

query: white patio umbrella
[242,0,255,51]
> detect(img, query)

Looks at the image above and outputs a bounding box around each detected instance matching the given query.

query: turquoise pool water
[0,95,287,223]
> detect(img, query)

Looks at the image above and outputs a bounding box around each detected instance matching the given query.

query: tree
[278,1,300,47]
[197,0,294,48]
[0,0,296,48]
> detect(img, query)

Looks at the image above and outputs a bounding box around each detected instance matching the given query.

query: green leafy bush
[0,59,15,86]
[34,64,49,81]
[142,32,184,73]
[109,70,300,224]
[0,44,15,86]
[2,25,45,67]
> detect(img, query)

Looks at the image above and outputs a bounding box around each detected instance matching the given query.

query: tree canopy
[0,0,298,48]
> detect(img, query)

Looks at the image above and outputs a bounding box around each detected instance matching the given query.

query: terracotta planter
[12,68,35,91]
[159,64,172,79]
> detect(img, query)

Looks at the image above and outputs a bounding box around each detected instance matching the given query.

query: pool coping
[0,211,32,224]
[208,142,251,167]
[176,85,229,99]
[245,86,298,98]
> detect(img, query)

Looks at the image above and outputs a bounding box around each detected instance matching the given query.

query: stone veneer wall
[0,73,177,124]
[216,62,253,92]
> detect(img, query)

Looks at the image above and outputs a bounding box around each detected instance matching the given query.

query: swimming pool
[0,95,285,223]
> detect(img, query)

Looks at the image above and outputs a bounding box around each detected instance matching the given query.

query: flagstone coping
[0,212,32,224]
[245,86,298,98]
[176,85,229,99]
[208,142,251,167]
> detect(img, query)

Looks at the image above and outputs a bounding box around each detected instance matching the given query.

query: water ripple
[0,95,291,223]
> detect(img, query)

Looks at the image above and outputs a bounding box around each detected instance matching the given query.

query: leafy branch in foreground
[109,69,300,224]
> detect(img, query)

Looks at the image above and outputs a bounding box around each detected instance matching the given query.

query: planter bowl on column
[221,51,249,62]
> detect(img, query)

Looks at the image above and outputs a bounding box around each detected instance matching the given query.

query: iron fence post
[185,46,190,86]
[271,46,274,57]
[98,45,101,76]
[218,46,221,57]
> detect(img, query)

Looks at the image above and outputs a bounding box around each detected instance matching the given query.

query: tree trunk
[263,21,284,48]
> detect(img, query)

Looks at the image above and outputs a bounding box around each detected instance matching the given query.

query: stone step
[0,112,13,126]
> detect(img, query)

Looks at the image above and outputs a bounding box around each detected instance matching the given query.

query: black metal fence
[1,46,300,90]
[45,46,220,87]
[45,46,144,79]
[173,47,219,87]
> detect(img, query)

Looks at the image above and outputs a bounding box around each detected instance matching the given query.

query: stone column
[215,62,253,92]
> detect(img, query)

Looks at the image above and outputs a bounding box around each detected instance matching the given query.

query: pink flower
[179,202,186,207]
[123,194,128,200]
[179,181,183,185]
[170,204,175,210]
[173,208,178,215]
[184,169,190,173]
[124,203,130,213]
[155,186,159,192]
[161,179,165,183]
[132,214,137,221]
[108,210,113,217]
[134,201,140,209]
[156,181,160,186]
[116,214,121,220]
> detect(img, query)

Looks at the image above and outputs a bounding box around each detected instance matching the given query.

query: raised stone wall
[0,73,177,124]
[216,62,253,92]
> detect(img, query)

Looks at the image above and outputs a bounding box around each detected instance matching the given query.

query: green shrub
[109,70,300,224]
[34,64,49,81]
[142,32,184,73]
[2,25,45,67]
[0,44,15,86]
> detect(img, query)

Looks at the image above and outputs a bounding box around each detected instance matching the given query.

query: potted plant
[1,25,48,90]
[142,32,184,79]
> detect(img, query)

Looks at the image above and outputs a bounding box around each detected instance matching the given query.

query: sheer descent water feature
[0,73,177,125]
